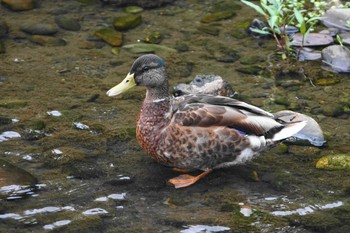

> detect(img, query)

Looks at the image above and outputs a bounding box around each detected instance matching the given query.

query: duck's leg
[168,169,212,188]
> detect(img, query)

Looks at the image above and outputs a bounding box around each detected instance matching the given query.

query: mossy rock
[30,35,67,46]
[113,14,142,30]
[316,154,350,170]
[321,103,345,117]
[143,31,163,44]
[200,11,235,23]
[236,65,263,75]
[94,28,123,47]
[124,6,143,14]
[315,77,340,86]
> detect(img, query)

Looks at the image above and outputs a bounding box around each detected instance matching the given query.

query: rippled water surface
[1,0,350,232]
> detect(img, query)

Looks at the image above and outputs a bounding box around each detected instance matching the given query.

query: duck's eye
[143,66,149,71]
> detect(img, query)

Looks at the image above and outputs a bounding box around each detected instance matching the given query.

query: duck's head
[107,54,169,98]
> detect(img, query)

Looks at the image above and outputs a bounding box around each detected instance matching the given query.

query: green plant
[241,0,293,60]
[346,20,350,28]
[240,0,320,60]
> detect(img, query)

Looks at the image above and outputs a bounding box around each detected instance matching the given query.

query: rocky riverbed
[1,0,350,232]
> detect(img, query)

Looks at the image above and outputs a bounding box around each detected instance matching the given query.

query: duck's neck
[144,82,169,103]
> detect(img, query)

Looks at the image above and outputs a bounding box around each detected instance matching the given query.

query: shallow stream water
[1,1,350,232]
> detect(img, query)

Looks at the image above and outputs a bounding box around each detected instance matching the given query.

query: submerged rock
[297,47,322,61]
[291,33,334,47]
[316,154,350,170]
[320,8,350,32]
[123,6,143,14]
[0,20,9,38]
[100,0,176,9]
[21,23,58,35]
[122,43,176,53]
[55,15,81,31]
[94,28,122,46]
[197,24,220,36]
[1,0,34,11]
[321,45,350,73]
[143,31,163,44]
[200,11,235,23]
[30,35,67,46]
[113,14,142,30]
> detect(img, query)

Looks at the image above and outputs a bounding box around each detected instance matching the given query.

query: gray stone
[322,45,350,73]
[21,22,58,35]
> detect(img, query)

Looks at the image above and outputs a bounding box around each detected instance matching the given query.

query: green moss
[113,14,142,30]
[94,28,123,47]
[200,11,235,23]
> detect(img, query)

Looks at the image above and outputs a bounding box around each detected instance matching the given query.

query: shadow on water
[0,0,350,232]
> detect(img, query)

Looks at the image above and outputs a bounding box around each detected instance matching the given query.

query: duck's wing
[170,94,282,137]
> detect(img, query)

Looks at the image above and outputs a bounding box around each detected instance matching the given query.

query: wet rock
[236,65,263,75]
[0,20,9,38]
[316,154,350,170]
[291,33,334,47]
[211,1,241,12]
[197,24,220,36]
[0,159,38,200]
[200,11,235,23]
[314,77,340,86]
[20,23,58,35]
[143,31,163,44]
[297,47,322,61]
[1,0,34,11]
[30,35,67,46]
[274,67,306,89]
[122,43,176,53]
[216,49,240,63]
[79,41,98,49]
[321,45,350,73]
[55,15,81,31]
[247,18,269,38]
[94,28,122,47]
[319,28,340,37]
[123,6,143,14]
[113,14,142,30]
[239,55,264,65]
[339,32,350,45]
[320,8,350,31]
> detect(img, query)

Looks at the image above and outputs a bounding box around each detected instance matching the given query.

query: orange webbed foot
[168,169,212,188]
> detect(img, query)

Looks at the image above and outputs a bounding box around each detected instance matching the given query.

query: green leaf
[293,8,304,25]
[300,21,306,34]
[240,0,267,16]
[249,28,271,35]
[268,15,278,29]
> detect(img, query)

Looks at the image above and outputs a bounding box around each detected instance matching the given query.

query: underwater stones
[0,41,5,54]
[316,154,350,170]
[55,15,81,31]
[288,145,321,157]
[321,45,350,73]
[321,103,345,117]
[122,43,176,53]
[1,0,34,11]
[298,48,322,61]
[274,68,306,89]
[123,6,143,14]
[200,11,235,24]
[291,33,334,47]
[100,0,175,9]
[20,23,58,35]
[94,28,122,46]
[30,35,67,46]
[314,77,340,86]
[197,24,220,36]
[235,65,263,75]
[113,14,142,30]
[320,8,350,31]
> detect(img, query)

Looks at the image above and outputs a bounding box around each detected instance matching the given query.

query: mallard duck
[106,54,306,188]
[174,75,325,147]
[173,74,236,97]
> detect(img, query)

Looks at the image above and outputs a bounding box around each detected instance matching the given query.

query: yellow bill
[106,73,136,96]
